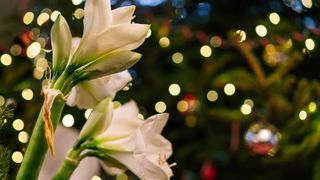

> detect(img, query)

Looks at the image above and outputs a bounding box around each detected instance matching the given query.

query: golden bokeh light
[155,101,166,113]
[37,12,50,26]
[12,119,24,131]
[23,12,34,25]
[240,104,252,115]
[302,0,312,8]
[159,37,170,48]
[244,99,254,108]
[206,90,218,102]
[172,52,184,64]
[91,176,102,180]
[177,100,189,112]
[299,110,307,120]
[73,8,84,19]
[84,109,93,119]
[200,45,212,57]
[51,10,61,21]
[168,83,181,96]
[255,25,268,37]
[10,44,22,56]
[146,29,152,38]
[27,42,41,58]
[18,131,29,143]
[138,113,145,120]
[1,54,12,66]
[12,151,23,163]
[22,89,34,101]
[308,102,317,113]
[62,114,75,127]
[305,38,315,51]
[72,0,83,5]
[224,83,236,96]
[269,12,280,25]
[235,30,246,42]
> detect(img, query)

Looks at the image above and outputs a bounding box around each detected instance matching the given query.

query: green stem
[16,97,65,180]
[53,147,82,180]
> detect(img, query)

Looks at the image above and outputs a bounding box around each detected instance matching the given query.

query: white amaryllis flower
[66,70,131,109]
[80,101,174,179]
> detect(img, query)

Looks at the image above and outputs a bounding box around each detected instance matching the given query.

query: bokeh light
[1,54,12,66]
[146,29,152,38]
[72,0,83,5]
[84,109,93,119]
[241,104,252,115]
[235,30,246,42]
[22,89,34,101]
[18,131,29,143]
[12,119,24,131]
[62,114,75,127]
[0,96,5,106]
[210,36,222,47]
[23,12,34,25]
[159,37,170,48]
[244,99,254,108]
[10,44,22,56]
[168,83,181,96]
[308,102,317,113]
[51,10,61,21]
[12,151,23,163]
[305,38,315,50]
[224,83,236,96]
[27,42,41,58]
[172,52,184,64]
[299,110,307,120]
[37,12,50,26]
[200,45,212,57]
[255,25,268,37]
[269,12,280,25]
[206,90,218,102]
[73,8,84,19]
[177,100,189,112]
[301,0,312,8]
[155,101,166,113]
[91,176,102,180]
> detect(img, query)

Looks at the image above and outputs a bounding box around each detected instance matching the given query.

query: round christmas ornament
[244,121,281,156]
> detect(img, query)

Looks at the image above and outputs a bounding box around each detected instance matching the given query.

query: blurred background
[1,0,320,179]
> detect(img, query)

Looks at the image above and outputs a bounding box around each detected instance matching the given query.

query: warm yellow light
[244,99,254,108]
[200,45,212,57]
[308,102,317,113]
[235,30,246,42]
[12,119,24,131]
[72,0,83,5]
[269,12,280,25]
[265,44,276,54]
[159,37,170,48]
[155,101,166,113]
[33,68,44,80]
[22,89,33,100]
[302,0,312,8]
[62,114,75,127]
[240,104,252,115]
[113,101,122,108]
[36,58,48,72]
[255,25,268,37]
[18,131,29,143]
[1,54,12,66]
[299,110,307,120]
[91,176,101,180]
[172,52,183,64]
[138,113,145,120]
[12,151,23,163]
[0,96,5,106]
[27,42,41,58]
[73,8,84,19]
[23,12,34,25]
[177,100,189,112]
[168,83,181,96]
[10,44,22,56]
[37,12,50,26]
[210,36,222,47]
[146,29,152,38]
[206,90,218,102]
[84,109,93,119]
[305,38,315,50]
[51,10,61,21]
[224,83,236,96]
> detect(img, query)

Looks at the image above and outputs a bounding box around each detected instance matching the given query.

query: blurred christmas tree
[1,0,320,179]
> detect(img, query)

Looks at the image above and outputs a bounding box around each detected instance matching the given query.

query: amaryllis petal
[70,37,81,59]
[83,51,141,79]
[78,24,149,64]
[112,5,136,25]
[79,98,113,141]
[66,71,132,109]
[51,15,72,75]
[83,0,112,37]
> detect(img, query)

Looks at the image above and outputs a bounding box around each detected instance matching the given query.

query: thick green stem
[53,148,82,180]
[16,97,66,180]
